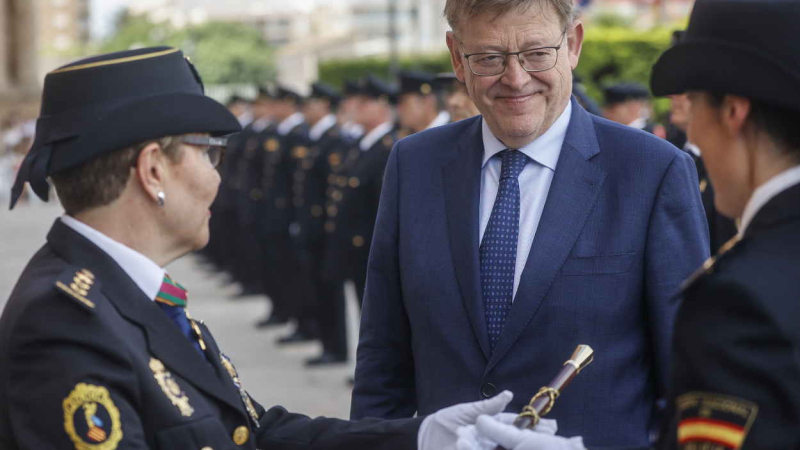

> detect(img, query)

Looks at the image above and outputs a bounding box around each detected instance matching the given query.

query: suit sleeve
[350,143,418,420]
[256,404,422,450]
[659,279,800,450]
[644,151,710,400]
[6,295,149,450]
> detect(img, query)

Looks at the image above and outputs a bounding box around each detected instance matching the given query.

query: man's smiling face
[447,3,582,148]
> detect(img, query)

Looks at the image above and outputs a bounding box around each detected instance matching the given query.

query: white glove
[461,415,586,450]
[456,416,558,450]
[418,391,513,450]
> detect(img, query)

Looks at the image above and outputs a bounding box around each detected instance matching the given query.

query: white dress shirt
[359,121,394,151]
[425,111,451,130]
[739,164,800,237]
[479,101,572,299]
[277,112,305,136]
[60,215,164,301]
[308,114,338,141]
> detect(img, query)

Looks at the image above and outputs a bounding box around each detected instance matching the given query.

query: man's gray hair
[444,0,576,35]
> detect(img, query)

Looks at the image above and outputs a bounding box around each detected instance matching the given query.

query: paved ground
[0,201,360,419]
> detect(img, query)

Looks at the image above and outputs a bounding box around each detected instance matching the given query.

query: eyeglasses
[181,135,228,168]
[461,32,566,77]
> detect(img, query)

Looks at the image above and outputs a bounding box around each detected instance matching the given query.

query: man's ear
[722,95,752,137]
[567,20,584,70]
[446,31,466,83]
[135,142,168,204]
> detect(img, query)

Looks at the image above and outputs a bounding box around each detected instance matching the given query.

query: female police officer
[0,47,514,450]
[462,0,800,448]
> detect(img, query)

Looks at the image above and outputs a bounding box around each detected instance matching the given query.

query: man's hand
[417,391,513,450]
[456,415,586,450]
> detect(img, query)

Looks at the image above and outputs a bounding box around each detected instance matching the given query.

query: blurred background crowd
[1,0,707,380]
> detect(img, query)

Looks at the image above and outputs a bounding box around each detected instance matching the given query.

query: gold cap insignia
[420,83,432,95]
[150,358,194,417]
[63,383,123,450]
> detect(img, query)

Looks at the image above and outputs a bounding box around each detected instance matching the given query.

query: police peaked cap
[603,83,650,106]
[651,0,800,113]
[10,46,241,209]
[309,82,342,107]
[397,70,437,96]
[359,75,398,105]
[274,86,303,104]
[343,79,362,97]
[433,72,460,93]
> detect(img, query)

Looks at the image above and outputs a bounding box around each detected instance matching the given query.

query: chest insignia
[149,358,194,417]
[220,353,260,427]
[676,392,758,450]
[63,383,123,450]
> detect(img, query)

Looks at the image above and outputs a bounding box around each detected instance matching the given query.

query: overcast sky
[89,0,129,38]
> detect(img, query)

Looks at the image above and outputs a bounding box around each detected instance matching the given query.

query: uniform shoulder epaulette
[54,267,100,311]
[681,235,742,291]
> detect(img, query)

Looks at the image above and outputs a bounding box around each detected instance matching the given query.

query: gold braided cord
[517,404,542,428]
[518,386,562,428]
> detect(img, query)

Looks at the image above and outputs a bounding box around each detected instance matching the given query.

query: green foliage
[99,13,275,85]
[318,26,675,117]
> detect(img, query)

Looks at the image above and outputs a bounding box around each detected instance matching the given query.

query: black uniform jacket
[0,220,421,450]
[659,182,800,449]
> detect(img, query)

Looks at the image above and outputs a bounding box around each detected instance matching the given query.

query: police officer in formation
[205,70,452,367]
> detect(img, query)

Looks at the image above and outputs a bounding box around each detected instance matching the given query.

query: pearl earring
[157,191,166,207]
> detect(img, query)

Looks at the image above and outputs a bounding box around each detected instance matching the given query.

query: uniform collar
[60,215,164,301]
[739,164,800,237]
[309,114,337,141]
[425,111,451,130]
[360,121,394,151]
[277,112,305,136]
[481,100,571,170]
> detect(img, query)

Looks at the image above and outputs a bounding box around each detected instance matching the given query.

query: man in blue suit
[350,0,710,448]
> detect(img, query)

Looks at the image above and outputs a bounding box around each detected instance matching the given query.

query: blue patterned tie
[481,149,528,351]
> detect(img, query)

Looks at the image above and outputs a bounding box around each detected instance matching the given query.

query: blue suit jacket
[351,99,710,449]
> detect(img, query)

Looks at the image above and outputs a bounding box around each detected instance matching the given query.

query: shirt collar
[360,121,394,151]
[684,142,701,158]
[628,116,648,130]
[277,112,305,136]
[481,100,571,170]
[60,215,165,301]
[309,114,338,141]
[250,117,272,133]
[739,164,800,237]
[425,111,451,130]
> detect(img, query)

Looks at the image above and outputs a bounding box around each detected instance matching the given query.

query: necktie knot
[155,274,188,307]
[499,149,528,180]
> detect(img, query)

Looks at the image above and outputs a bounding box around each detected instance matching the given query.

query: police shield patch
[63,383,123,450]
[677,392,758,450]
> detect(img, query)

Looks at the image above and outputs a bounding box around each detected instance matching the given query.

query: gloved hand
[417,391,513,450]
[458,415,586,450]
[456,416,558,450]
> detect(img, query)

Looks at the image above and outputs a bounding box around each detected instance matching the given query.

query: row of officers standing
[202,70,477,366]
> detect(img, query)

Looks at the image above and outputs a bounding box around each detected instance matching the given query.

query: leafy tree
[99,12,275,85]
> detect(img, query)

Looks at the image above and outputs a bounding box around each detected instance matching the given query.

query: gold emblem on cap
[420,83,432,95]
[150,358,194,417]
[232,426,249,445]
[63,383,123,450]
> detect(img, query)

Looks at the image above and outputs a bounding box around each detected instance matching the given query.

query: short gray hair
[444,0,576,36]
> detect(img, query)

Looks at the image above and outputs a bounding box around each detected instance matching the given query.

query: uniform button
[481,383,497,398]
[232,426,249,445]
[352,235,364,247]
[332,190,343,201]
[311,205,323,217]
[201,447,213,450]
[327,205,338,217]
[349,177,360,188]
[337,176,347,187]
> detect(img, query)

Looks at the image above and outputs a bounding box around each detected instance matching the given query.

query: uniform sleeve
[255,404,422,450]
[644,151,710,400]
[6,295,149,450]
[351,143,418,420]
[660,279,800,450]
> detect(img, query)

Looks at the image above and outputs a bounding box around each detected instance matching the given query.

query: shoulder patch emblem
[149,358,194,417]
[220,353,260,427]
[55,268,98,310]
[63,383,123,450]
[265,138,280,152]
[676,392,758,450]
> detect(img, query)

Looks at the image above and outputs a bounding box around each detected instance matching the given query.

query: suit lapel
[487,100,608,370]
[46,221,244,413]
[442,117,491,360]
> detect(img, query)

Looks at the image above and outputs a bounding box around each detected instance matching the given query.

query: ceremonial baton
[495,345,594,450]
